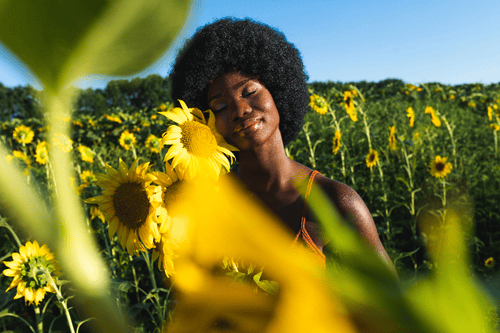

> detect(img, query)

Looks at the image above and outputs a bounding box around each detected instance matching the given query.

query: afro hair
[169,17,309,146]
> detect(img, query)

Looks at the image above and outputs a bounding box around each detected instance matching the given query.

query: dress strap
[293,170,326,264]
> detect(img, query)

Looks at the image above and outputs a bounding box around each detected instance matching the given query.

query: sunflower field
[1,76,500,332]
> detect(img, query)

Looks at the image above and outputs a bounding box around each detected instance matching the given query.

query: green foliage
[1,76,500,331]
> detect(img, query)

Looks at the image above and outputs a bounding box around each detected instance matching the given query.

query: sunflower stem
[441,114,456,156]
[442,178,447,208]
[143,251,157,291]
[303,123,316,169]
[131,143,137,160]
[159,147,166,173]
[130,255,141,302]
[44,271,75,333]
[359,107,372,149]
[34,305,43,333]
[494,130,498,158]
[1,218,23,248]
[96,153,106,168]
[340,149,346,180]
[99,218,116,278]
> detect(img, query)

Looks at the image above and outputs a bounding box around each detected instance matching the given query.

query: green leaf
[0,0,192,91]
[252,270,279,295]
[391,248,420,267]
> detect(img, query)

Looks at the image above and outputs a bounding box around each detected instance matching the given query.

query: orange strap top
[292,170,326,266]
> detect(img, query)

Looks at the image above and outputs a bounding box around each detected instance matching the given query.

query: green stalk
[340,150,346,180]
[494,130,498,158]
[159,147,166,173]
[402,148,415,216]
[442,178,447,208]
[96,153,106,168]
[99,218,116,279]
[1,218,22,247]
[441,114,456,157]
[131,142,137,160]
[143,251,157,291]
[34,305,43,333]
[359,107,372,149]
[303,123,317,169]
[130,255,141,302]
[44,271,76,333]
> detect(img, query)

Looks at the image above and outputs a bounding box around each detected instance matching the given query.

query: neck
[237,136,293,193]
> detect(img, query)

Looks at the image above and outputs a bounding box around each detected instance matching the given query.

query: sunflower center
[180,121,217,157]
[435,162,445,171]
[345,97,352,107]
[151,139,161,149]
[314,97,327,108]
[113,182,150,230]
[369,154,376,162]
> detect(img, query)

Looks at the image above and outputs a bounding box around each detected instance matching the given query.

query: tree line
[0,74,172,121]
[1,74,497,121]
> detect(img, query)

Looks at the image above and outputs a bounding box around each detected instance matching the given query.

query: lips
[234,117,261,135]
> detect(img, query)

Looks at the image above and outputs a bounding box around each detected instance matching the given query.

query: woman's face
[207,71,281,151]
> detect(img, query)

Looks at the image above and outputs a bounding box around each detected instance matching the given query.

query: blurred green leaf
[253,270,279,295]
[0,0,192,90]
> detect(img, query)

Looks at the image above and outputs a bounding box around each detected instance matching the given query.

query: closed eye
[243,90,256,97]
[213,104,227,113]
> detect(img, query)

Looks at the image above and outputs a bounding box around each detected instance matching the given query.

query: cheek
[214,115,230,139]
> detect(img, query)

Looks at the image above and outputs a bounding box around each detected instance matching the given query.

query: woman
[169,17,395,272]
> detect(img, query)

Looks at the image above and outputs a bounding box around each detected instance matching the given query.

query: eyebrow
[207,78,255,103]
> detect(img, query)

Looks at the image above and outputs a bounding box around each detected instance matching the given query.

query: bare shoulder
[313,174,395,269]
[313,174,369,222]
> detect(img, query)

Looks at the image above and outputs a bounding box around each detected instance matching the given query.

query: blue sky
[1,0,500,90]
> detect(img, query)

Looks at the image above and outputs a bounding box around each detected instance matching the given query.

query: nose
[232,98,251,121]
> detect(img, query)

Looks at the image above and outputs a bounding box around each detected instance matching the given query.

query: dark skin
[207,71,396,274]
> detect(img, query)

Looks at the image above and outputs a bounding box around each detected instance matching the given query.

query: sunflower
[34,141,49,165]
[343,91,358,122]
[152,217,179,278]
[160,100,238,181]
[78,145,95,163]
[429,155,452,178]
[406,107,415,127]
[85,159,162,255]
[487,106,493,121]
[104,114,122,124]
[80,170,97,186]
[13,125,34,145]
[332,130,341,155]
[12,150,32,167]
[485,257,495,268]
[309,94,328,115]
[490,123,500,131]
[150,164,186,277]
[3,240,61,306]
[388,126,397,151]
[424,106,441,127]
[119,130,136,150]
[90,205,105,223]
[365,148,379,168]
[145,134,162,153]
[52,133,73,152]
[70,177,87,195]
